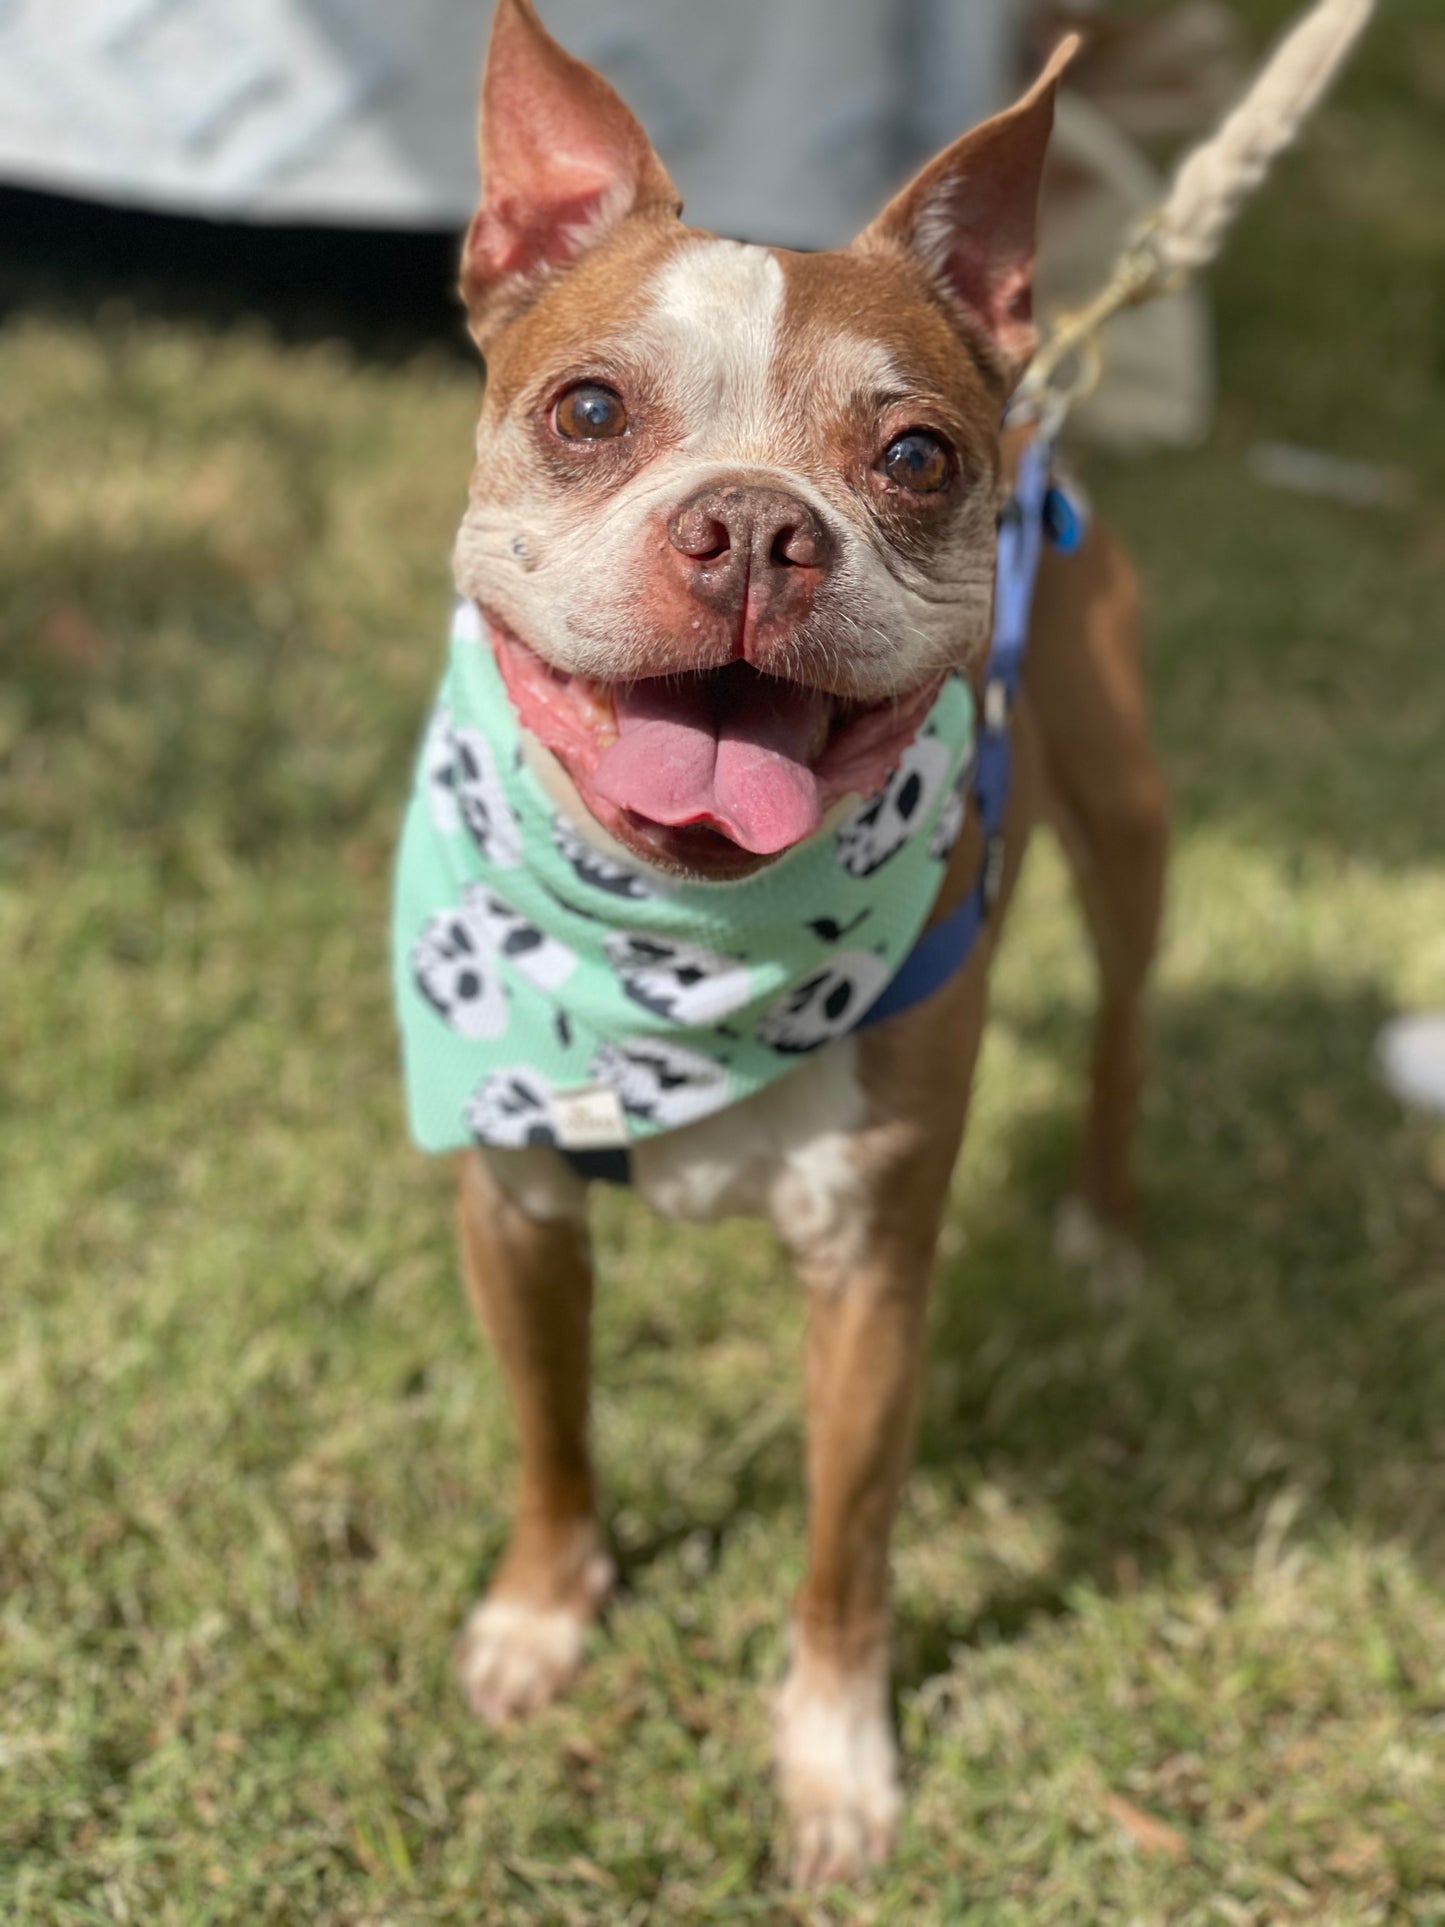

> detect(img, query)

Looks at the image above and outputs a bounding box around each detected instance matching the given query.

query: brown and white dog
[443,0,1169,1886]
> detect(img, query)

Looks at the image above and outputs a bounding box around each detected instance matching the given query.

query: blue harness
[858,430,1074,1026]
[560,430,1079,1185]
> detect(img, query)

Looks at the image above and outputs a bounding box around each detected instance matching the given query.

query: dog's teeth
[573,677,617,738]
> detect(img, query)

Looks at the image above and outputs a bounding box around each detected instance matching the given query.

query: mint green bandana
[393,601,976,1153]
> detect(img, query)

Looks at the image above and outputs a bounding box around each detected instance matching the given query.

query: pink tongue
[593,669,828,855]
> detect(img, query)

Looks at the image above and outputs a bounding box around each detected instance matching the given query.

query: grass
[3,6,1445,1921]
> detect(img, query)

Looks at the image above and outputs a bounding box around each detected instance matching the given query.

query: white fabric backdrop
[0,0,1207,445]
[0,0,1014,245]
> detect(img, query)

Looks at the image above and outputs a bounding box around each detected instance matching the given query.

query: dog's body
[418,0,1168,1884]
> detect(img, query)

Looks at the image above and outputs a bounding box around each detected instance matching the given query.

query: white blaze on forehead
[642,239,786,457]
[640,238,903,470]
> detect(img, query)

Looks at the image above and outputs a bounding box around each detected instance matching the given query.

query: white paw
[1054,1195,1146,1305]
[776,1660,900,1888]
[457,1552,613,1727]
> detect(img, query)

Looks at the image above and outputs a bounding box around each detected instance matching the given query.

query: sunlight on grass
[3,8,1444,1922]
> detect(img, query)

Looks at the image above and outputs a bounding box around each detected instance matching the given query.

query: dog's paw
[776,1661,900,1888]
[457,1552,614,1728]
[1054,1194,1146,1306]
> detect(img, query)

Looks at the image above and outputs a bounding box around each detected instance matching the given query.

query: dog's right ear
[462,0,681,341]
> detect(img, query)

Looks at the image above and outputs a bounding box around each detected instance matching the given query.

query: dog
[395,0,1169,1886]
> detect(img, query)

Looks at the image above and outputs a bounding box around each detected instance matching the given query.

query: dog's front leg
[455,1149,614,1726]
[777,1235,934,1884]
[771,958,987,1887]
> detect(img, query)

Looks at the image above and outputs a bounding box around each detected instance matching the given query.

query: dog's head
[454,0,1074,880]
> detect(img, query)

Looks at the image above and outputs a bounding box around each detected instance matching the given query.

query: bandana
[392,601,976,1153]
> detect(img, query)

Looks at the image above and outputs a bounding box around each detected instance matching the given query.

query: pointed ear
[854,35,1079,384]
[461,0,681,338]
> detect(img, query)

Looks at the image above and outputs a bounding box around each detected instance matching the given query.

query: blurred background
[2,3,1443,1923]
[1,0,1237,438]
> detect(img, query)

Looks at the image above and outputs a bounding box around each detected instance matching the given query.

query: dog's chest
[488,1038,870,1246]
[631,1037,867,1230]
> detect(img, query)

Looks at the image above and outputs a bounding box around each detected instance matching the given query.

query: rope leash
[1018,0,1376,422]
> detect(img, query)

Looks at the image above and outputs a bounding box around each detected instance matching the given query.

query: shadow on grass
[0,183,471,364]
[585,972,1444,1694]
[895,975,1445,1688]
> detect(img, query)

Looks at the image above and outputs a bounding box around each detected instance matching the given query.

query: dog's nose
[666,484,833,622]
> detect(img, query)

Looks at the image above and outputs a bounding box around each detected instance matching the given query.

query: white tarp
[0,0,1208,444]
[0,0,489,229]
[0,0,1010,245]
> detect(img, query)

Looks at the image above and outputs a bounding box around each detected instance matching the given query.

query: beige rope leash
[1020,0,1376,417]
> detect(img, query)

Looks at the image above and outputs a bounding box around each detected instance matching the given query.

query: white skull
[422,703,461,836]
[836,734,952,877]
[465,1067,558,1147]
[460,882,576,994]
[590,1037,730,1129]
[604,932,752,1025]
[552,817,654,899]
[452,724,522,869]
[756,950,891,1054]
[411,908,508,1041]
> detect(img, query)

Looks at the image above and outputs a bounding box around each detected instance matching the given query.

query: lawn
[3,5,1444,1922]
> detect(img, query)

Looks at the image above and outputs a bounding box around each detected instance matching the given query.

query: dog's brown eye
[880,431,950,494]
[554,382,628,440]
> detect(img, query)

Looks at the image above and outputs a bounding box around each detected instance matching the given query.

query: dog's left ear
[462,0,681,341]
[854,36,1079,386]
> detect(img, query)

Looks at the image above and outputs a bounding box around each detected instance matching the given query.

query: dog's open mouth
[488,617,943,873]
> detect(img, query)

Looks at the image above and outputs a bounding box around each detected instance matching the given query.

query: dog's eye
[880,431,951,494]
[554,382,629,441]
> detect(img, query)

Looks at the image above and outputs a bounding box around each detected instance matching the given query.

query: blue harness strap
[555,432,1073,1184]
[858,430,1060,1030]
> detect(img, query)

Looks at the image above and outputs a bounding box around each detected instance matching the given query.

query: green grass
[4,9,1445,1921]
